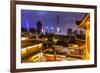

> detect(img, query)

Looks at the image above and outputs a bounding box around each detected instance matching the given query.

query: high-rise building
[73,30,78,35]
[36,21,42,34]
[67,28,72,36]
[55,15,61,35]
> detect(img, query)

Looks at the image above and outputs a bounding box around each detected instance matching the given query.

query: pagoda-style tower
[76,13,90,60]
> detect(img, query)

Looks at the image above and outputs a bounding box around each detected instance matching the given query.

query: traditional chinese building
[76,13,90,60]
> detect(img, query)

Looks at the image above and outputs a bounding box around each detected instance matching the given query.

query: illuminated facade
[76,13,90,60]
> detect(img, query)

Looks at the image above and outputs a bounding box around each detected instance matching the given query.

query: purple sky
[21,9,86,34]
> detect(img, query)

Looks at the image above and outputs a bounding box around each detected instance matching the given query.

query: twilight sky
[21,9,86,35]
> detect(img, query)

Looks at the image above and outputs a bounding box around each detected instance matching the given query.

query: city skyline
[21,10,86,35]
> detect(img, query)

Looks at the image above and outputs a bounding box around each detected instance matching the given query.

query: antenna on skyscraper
[26,20,29,32]
[57,15,59,25]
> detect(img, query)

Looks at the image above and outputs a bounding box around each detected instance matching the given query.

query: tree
[21,27,27,32]
[29,28,36,33]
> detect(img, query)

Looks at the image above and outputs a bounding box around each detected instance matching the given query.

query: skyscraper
[36,21,42,34]
[56,15,61,35]
[67,28,72,36]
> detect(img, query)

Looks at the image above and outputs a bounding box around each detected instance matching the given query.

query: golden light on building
[21,43,43,59]
[76,13,90,60]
